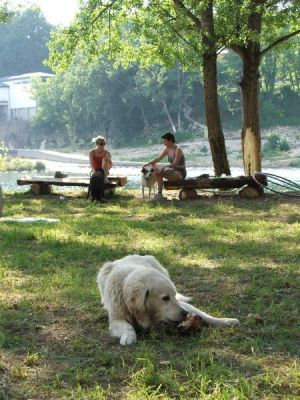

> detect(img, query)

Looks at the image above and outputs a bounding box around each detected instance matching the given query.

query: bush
[289,158,300,168]
[200,145,208,154]
[175,130,199,142]
[260,99,284,127]
[263,132,290,156]
[1,158,46,172]
[34,161,46,171]
[0,141,8,171]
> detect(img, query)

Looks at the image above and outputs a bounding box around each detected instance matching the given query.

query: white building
[0,72,55,122]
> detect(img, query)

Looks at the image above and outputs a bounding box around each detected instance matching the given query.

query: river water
[1,160,300,193]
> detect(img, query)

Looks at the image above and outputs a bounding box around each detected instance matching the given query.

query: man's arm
[144,148,167,167]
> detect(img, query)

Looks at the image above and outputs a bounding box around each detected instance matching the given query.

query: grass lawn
[0,190,299,399]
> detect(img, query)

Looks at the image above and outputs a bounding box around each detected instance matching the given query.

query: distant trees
[260,41,300,125]
[32,47,300,149]
[0,2,13,23]
[48,1,232,175]
[0,7,53,77]
[32,56,206,148]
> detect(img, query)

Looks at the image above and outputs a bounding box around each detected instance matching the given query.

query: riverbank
[2,165,300,195]
[9,125,300,169]
[2,125,300,193]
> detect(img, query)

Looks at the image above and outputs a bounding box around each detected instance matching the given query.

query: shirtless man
[143,132,186,200]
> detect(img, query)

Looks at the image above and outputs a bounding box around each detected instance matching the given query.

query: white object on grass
[0,217,60,223]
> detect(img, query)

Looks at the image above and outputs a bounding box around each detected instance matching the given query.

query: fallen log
[164,175,267,190]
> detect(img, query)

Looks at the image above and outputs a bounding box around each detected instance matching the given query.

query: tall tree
[171,0,231,174]
[216,0,300,174]
[49,0,299,175]
[0,7,53,77]
[48,1,231,176]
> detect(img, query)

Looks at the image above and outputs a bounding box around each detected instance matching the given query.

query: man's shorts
[163,167,187,181]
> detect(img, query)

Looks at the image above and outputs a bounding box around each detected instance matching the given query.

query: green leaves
[0,7,53,76]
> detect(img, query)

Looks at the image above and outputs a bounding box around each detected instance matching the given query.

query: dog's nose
[180,308,188,318]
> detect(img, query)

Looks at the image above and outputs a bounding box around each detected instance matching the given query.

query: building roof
[0,72,55,84]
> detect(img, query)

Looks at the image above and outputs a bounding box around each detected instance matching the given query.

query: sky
[13,0,79,26]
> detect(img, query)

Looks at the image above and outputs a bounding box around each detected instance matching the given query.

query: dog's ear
[141,167,146,173]
[123,280,151,328]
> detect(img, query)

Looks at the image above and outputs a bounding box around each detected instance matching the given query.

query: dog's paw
[120,331,137,346]
[224,318,240,326]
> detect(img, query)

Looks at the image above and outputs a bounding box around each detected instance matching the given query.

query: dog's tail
[97,261,114,304]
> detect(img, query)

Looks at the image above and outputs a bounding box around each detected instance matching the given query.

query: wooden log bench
[17,175,128,196]
[164,174,267,199]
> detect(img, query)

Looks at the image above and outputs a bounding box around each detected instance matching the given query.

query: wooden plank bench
[17,175,128,195]
[164,174,267,199]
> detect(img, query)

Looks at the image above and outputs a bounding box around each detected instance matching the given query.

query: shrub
[6,158,34,171]
[200,145,208,154]
[289,158,300,168]
[175,130,199,142]
[0,157,46,172]
[0,141,8,171]
[34,161,46,171]
[263,132,290,156]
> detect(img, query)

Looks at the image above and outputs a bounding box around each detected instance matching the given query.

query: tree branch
[89,0,118,27]
[172,0,202,32]
[160,7,200,54]
[260,29,300,57]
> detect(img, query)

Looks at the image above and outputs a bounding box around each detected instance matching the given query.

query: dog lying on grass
[97,254,239,345]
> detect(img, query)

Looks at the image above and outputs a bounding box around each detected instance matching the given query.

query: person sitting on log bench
[89,135,112,203]
[143,132,187,200]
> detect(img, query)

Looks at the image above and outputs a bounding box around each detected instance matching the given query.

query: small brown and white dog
[141,166,157,200]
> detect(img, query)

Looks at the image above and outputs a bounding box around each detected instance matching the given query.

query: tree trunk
[230,6,262,176]
[161,98,177,133]
[140,104,150,133]
[202,54,231,176]
[238,10,262,176]
[201,1,231,177]
[177,67,183,131]
[240,55,261,175]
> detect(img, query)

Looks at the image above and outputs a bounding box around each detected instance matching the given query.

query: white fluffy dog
[141,166,157,200]
[97,255,239,345]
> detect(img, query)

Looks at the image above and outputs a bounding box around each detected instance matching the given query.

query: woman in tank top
[89,135,112,176]
[89,135,112,202]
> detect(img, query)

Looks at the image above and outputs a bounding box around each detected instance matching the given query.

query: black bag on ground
[89,169,105,201]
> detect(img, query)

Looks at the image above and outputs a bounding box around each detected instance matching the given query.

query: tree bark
[240,53,261,175]
[238,10,262,176]
[172,0,230,176]
[202,54,230,176]
[201,1,231,176]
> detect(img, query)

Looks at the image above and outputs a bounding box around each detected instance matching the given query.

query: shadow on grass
[0,192,299,398]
